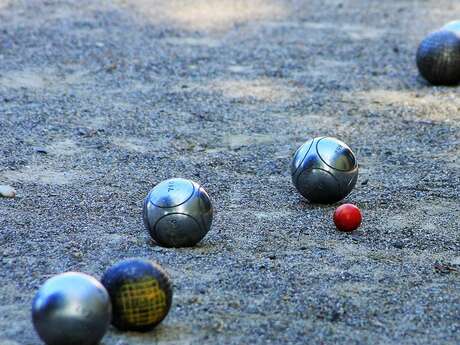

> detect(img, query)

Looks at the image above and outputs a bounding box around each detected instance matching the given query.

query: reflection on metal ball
[291,137,358,204]
[32,272,111,345]
[143,178,213,247]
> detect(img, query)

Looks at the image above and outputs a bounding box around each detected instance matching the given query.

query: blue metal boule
[143,178,213,247]
[291,137,358,204]
[31,272,112,345]
[416,29,460,85]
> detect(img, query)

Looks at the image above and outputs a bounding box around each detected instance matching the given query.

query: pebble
[449,257,460,266]
[34,147,48,154]
[393,241,405,249]
[0,185,16,198]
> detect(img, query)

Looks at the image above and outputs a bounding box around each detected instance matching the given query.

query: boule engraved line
[292,138,315,175]
[316,137,356,171]
[291,137,358,204]
[150,178,195,208]
[143,178,213,247]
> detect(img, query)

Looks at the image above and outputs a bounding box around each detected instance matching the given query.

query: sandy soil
[0,0,459,344]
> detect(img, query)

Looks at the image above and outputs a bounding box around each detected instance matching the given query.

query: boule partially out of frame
[416,29,460,85]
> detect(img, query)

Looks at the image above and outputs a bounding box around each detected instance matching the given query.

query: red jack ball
[333,204,362,232]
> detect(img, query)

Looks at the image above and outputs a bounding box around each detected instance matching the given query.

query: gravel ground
[1,1,460,344]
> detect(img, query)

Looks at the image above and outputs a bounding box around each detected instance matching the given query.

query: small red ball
[333,204,362,232]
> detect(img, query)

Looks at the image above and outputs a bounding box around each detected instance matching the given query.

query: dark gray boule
[101,258,172,332]
[416,30,460,85]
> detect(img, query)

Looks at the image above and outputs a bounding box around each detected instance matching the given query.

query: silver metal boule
[291,137,358,204]
[31,272,112,345]
[143,178,213,247]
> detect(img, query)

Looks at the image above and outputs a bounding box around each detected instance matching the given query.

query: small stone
[34,147,48,154]
[187,296,200,304]
[434,262,458,274]
[0,185,16,198]
[105,63,117,72]
[449,257,460,266]
[228,301,240,308]
[393,241,404,249]
[71,251,83,260]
